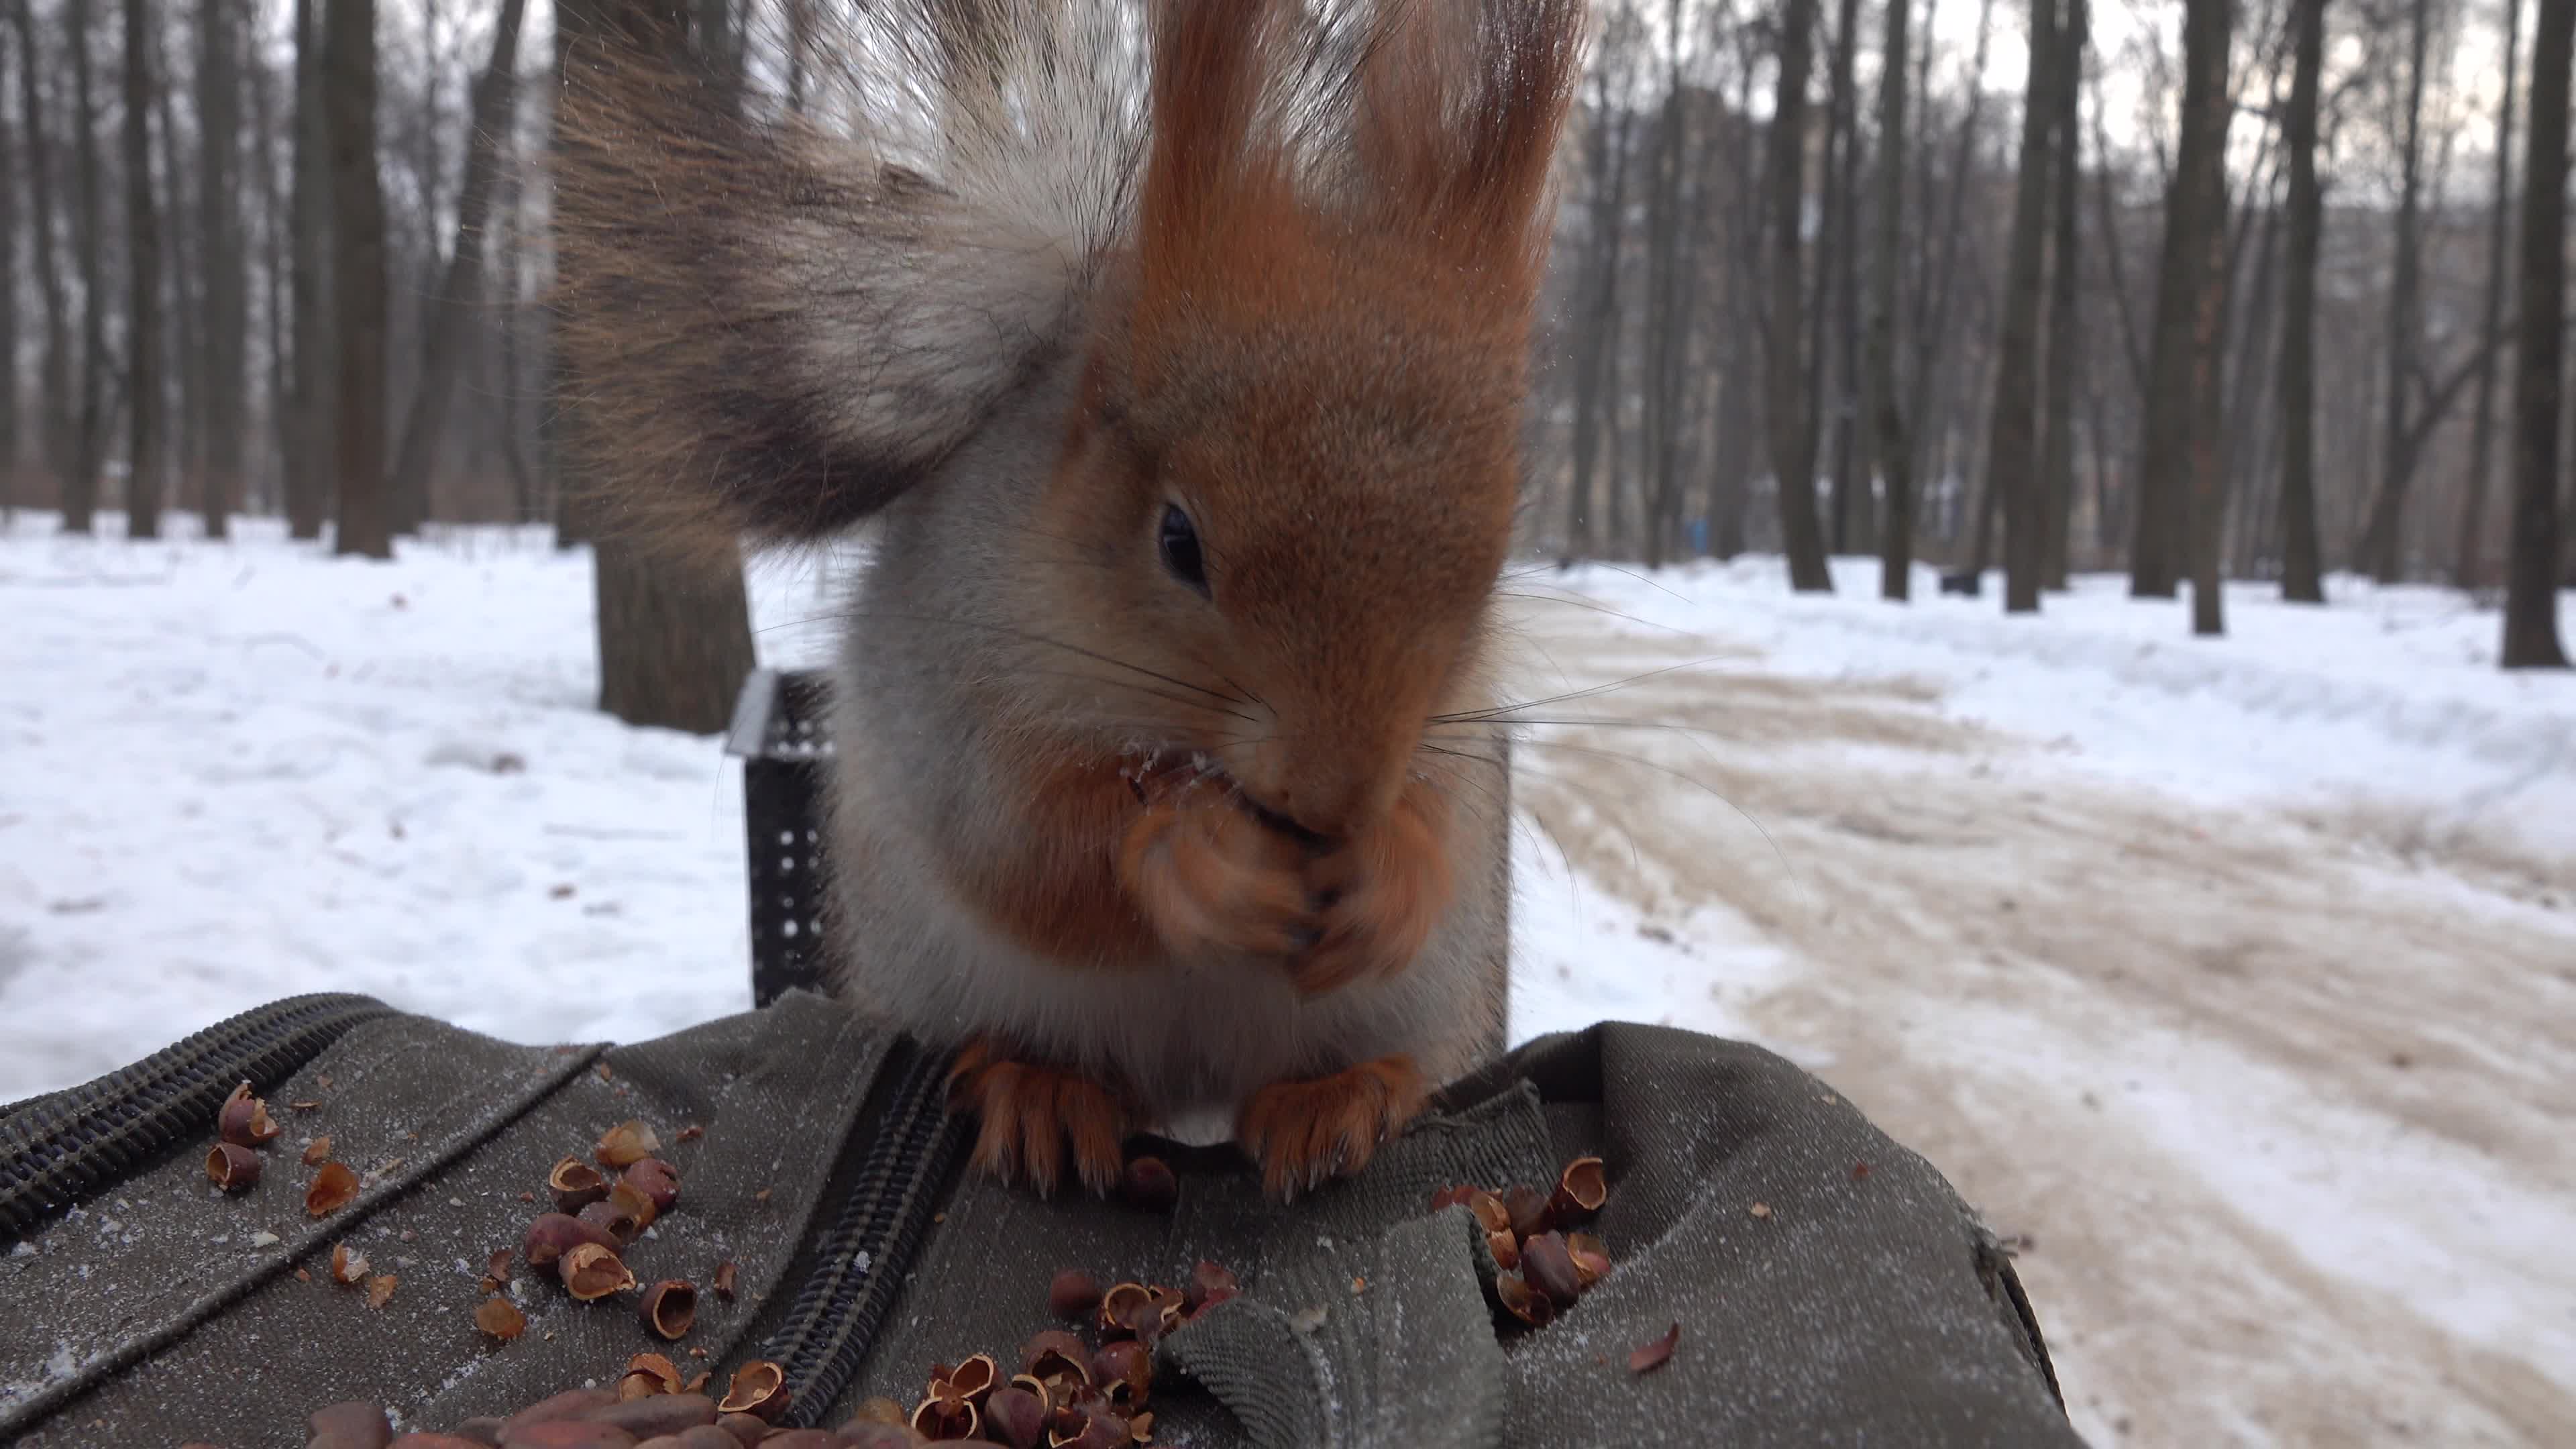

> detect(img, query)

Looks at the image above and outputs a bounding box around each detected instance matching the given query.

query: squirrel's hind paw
[948,1038,1129,1198]
[1237,1056,1428,1201]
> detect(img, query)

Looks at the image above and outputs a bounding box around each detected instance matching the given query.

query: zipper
[0,993,400,1245]
[759,1040,971,1427]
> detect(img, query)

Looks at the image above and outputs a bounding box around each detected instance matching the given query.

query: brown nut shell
[549,1155,611,1214]
[559,1241,639,1301]
[1088,1341,1151,1411]
[1049,1269,1102,1320]
[206,1142,262,1193]
[1520,1231,1582,1306]
[715,1360,792,1423]
[641,1278,698,1339]
[1183,1260,1239,1314]
[1464,1189,1512,1236]
[474,1295,529,1341]
[1566,1230,1611,1287]
[1022,1329,1089,1387]
[220,1081,282,1146]
[938,1352,999,1404]
[1550,1156,1607,1222]
[1503,1185,1554,1242]
[909,1393,978,1441]
[622,1157,682,1212]
[1495,1271,1555,1327]
[305,1160,360,1216]
[525,1211,623,1268]
[596,1119,661,1169]
[581,1197,647,1246]
[1118,1156,1177,1213]
[1484,1228,1520,1271]
[1095,1283,1155,1340]
[712,1259,739,1301]
[330,1242,370,1285]
[985,1384,1049,1449]
[610,1179,661,1232]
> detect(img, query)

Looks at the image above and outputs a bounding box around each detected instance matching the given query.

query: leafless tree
[2502,0,2569,665]
[198,0,244,539]
[286,0,332,539]
[1868,0,1918,598]
[121,0,163,539]
[1766,0,1834,590]
[325,0,390,557]
[2276,0,2328,602]
[1986,0,2063,614]
[2457,0,2524,590]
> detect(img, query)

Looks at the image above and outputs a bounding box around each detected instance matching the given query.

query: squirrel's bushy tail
[551,0,1584,560]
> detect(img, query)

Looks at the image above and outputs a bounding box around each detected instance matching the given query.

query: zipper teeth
[0,994,397,1244]
[764,1045,969,1426]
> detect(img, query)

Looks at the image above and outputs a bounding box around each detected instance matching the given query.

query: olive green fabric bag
[0,991,2080,1448]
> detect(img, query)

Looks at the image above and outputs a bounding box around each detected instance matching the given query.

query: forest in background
[0,0,2568,682]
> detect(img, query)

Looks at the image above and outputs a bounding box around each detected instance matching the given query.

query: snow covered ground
[4,513,2572,1446]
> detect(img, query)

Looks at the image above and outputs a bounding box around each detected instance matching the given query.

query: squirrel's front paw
[947,1037,1130,1197]
[1238,1056,1428,1199]
[1287,788,1454,996]
[1122,777,1318,959]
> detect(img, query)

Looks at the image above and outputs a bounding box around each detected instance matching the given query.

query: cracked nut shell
[1550,1156,1607,1223]
[558,1241,638,1301]
[640,1279,698,1339]
[206,1142,261,1193]
[549,1156,611,1214]
[1521,1231,1582,1306]
[716,1360,792,1423]
[219,1081,282,1146]
[524,1212,622,1269]
[621,1157,682,1213]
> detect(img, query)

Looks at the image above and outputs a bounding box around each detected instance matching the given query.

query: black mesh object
[727,669,837,1007]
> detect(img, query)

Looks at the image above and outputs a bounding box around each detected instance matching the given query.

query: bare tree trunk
[286,0,331,539]
[10,0,72,505]
[559,0,759,728]
[1766,0,1833,591]
[325,0,389,558]
[1565,91,1633,561]
[121,0,162,539]
[2132,0,2233,600]
[250,15,288,515]
[152,60,205,536]
[2502,0,2569,666]
[1985,0,2058,614]
[63,0,109,533]
[2459,0,2524,590]
[1907,0,1996,494]
[2277,0,2328,602]
[2039,0,2086,592]
[1869,0,1916,600]
[2357,0,2436,584]
[1821,0,1864,553]
[0,28,17,514]
[197,0,244,539]
[385,0,529,531]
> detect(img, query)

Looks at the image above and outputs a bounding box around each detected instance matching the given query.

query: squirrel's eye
[1159,503,1209,597]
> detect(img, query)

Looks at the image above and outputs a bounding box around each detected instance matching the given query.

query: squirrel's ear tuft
[1356,0,1587,288]
[549,1,1135,558]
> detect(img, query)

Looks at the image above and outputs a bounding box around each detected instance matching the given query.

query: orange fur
[1237,1056,1430,1198]
[949,1036,1132,1197]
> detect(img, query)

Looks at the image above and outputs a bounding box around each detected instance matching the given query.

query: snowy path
[5,520,2573,1446]
[1499,571,2576,1448]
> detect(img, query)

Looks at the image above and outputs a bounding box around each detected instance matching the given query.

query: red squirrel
[554,0,1585,1198]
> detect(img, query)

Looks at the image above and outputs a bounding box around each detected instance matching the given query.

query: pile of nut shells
[865,1258,1240,1447]
[263,1372,932,1448]
[501,1119,708,1348]
[1437,1155,1611,1328]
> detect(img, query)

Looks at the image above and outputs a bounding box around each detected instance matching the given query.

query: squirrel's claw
[949,1038,1129,1198]
[1237,1056,1428,1201]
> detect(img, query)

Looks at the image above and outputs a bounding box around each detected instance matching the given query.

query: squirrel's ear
[1355,0,1587,288]
[550,3,1128,557]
